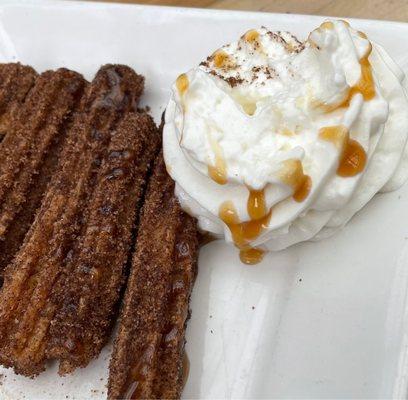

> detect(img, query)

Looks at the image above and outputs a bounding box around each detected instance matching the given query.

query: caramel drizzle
[247,189,267,220]
[207,134,227,185]
[208,164,227,185]
[219,197,271,246]
[176,74,189,96]
[293,175,312,202]
[310,22,375,113]
[319,125,367,177]
[219,158,314,264]
[209,22,370,264]
[244,30,260,44]
[320,21,335,30]
[278,159,312,202]
[240,247,265,265]
[175,73,189,144]
[337,138,366,177]
[212,50,235,69]
[338,40,375,108]
[219,189,271,265]
[176,72,228,185]
[310,24,370,177]
[124,344,156,399]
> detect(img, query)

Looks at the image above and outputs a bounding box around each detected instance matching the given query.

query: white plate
[0,1,408,399]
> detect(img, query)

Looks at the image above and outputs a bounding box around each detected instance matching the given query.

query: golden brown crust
[47,111,160,374]
[108,153,199,400]
[0,68,86,274]
[0,64,151,377]
[0,62,197,398]
[0,127,67,274]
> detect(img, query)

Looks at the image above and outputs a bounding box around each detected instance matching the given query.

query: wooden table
[93,0,408,22]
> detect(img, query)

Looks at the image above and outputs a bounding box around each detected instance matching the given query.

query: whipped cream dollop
[163,20,408,264]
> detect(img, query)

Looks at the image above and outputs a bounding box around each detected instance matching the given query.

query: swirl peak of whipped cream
[163,20,408,264]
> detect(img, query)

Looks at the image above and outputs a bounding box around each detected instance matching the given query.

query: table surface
[92,0,408,22]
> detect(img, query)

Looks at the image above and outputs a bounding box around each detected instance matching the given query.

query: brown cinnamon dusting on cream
[200,28,303,88]
[268,30,305,53]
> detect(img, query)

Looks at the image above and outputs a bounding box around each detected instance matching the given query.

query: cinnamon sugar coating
[108,153,199,400]
[0,67,86,273]
[0,64,157,376]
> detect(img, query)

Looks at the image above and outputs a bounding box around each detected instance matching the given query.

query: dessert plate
[1,1,408,399]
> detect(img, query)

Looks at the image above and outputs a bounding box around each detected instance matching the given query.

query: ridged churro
[47,111,160,374]
[0,65,150,376]
[108,153,199,400]
[0,68,86,274]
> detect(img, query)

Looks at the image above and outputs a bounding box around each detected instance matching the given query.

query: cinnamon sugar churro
[47,111,160,374]
[0,64,157,376]
[108,153,199,400]
[0,62,198,400]
[0,68,86,274]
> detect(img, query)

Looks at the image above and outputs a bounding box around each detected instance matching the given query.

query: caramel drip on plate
[240,248,265,265]
[319,125,367,177]
[357,30,367,39]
